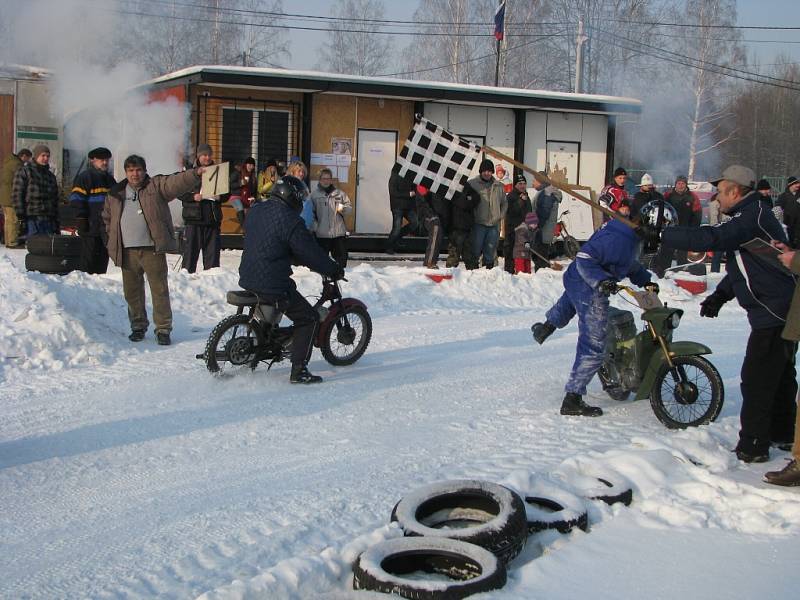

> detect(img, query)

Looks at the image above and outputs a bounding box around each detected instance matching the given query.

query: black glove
[644,282,660,294]
[700,293,725,318]
[332,266,346,281]
[635,224,661,246]
[76,218,90,236]
[598,279,618,295]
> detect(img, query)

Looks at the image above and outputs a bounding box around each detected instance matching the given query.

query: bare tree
[317,0,393,76]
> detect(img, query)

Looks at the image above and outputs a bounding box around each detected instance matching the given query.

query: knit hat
[787,176,799,188]
[479,158,494,173]
[675,175,688,184]
[514,173,527,184]
[17,148,32,158]
[756,179,771,191]
[32,144,50,158]
[196,143,213,157]
[613,167,627,177]
[88,146,112,160]
[637,173,654,187]
[524,212,539,227]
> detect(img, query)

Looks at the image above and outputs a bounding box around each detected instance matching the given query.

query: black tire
[521,478,588,534]
[391,480,527,565]
[597,367,631,401]
[352,537,506,599]
[26,234,84,257]
[204,314,265,376]
[320,305,372,366]
[588,477,633,507]
[25,253,81,274]
[650,355,724,429]
[563,236,580,259]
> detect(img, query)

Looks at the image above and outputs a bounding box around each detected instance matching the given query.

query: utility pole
[574,15,588,93]
[212,0,221,64]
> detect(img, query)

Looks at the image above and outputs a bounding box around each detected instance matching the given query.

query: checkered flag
[397,116,481,200]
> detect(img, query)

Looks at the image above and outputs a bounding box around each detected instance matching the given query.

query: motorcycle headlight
[668,311,682,329]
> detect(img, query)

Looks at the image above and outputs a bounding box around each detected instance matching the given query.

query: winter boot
[156,331,172,346]
[128,330,145,342]
[531,321,556,345]
[290,364,323,384]
[764,459,800,487]
[560,392,603,417]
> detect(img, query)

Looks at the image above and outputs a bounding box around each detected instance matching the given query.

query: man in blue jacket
[656,165,797,463]
[239,176,343,384]
[531,198,656,417]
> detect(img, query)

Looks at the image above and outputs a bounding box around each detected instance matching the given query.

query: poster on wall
[331,137,353,155]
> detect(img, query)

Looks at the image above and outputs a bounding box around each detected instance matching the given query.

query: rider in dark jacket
[239,176,342,384]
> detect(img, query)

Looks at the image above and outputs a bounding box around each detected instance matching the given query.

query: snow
[1,247,799,599]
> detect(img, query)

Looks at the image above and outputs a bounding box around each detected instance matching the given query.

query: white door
[356,130,397,234]
[547,141,593,241]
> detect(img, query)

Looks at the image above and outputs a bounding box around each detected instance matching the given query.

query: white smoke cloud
[5,0,188,178]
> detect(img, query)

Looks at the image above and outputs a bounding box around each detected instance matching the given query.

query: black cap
[88,146,112,160]
[613,167,627,177]
[788,176,799,188]
[756,179,771,191]
[514,173,527,184]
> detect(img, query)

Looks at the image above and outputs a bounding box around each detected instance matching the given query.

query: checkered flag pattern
[397,116,481,200]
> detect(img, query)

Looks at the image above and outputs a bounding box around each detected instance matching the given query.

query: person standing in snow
[531,198,656,417]
[777,176,800,244]
[103,155,204,346]
[386,163,419,255]
[414,183,448,269]
[12,144,60,237]
[503,173,532,274]
[469,158,507,269]
[70,146,116,274]
[445,187,479,269]
[180,144,225,273]
[512,212,543,274]
[1,147,31,248]
[597,167,630,221]
[310,168,352,268]
[531,175,561,258]
[239,176,343,384]
[655,165,796,464]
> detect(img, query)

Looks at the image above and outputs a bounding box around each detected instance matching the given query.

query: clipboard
[201,162,230,197]
[740,238,790,272]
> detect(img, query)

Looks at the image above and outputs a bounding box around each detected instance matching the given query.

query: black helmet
[640,199,678,228]
[270,175,306,212]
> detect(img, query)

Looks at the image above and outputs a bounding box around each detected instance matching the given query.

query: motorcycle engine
[606,308,640,390]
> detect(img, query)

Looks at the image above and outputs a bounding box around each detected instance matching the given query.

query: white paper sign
[337,167,349,184]
[311,153,336,165]
[336,153,352,167]
[201,162,229,197]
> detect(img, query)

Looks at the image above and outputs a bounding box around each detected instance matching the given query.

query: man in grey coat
[103,155,204,346]
[469,158,507,269]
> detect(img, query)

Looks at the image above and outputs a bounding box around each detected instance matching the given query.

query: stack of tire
[25,234,84,275]
[352,475,634,599]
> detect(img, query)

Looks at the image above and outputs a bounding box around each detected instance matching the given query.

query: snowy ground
[1,247,798,599]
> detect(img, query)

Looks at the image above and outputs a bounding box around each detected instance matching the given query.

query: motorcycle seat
[226,290,282,307]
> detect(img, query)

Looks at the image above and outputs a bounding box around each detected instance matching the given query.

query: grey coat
[469,176,507,226]
[310,185,352,239]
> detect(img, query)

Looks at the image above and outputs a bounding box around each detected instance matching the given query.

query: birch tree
[317,0,393,76]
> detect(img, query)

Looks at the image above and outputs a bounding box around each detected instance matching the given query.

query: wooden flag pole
[481,145,636,229]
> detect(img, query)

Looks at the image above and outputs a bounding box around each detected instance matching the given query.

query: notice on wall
[310,153,336,166]
[336,153,352,167]
[332,137,353,155]
[337,167,349,184]
[201,162,230,197]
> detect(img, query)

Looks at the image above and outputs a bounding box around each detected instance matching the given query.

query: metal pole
[575,15,588,93]
[495,39,501,86]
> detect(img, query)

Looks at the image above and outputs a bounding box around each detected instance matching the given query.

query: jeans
[472,223,500,268]
[27,217,58,236]
[386,209,419,250]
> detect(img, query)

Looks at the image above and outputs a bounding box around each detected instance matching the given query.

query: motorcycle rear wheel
[204,314,265,376]
[320,306,372,366]
[650,355,724,429]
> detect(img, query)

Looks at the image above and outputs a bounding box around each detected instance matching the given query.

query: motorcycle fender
[314,298,368,347]
[634,341,713,401]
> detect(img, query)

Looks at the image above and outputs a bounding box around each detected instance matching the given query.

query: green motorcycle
[597,285,724,429]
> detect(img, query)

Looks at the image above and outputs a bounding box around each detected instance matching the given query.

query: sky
[287,0,800,75]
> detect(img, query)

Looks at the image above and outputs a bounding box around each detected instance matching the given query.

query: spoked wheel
[563,236,580,259]
[650,355,724,429]
[597,366,631,401]
[204,314,265,376]
[320,306,372,366]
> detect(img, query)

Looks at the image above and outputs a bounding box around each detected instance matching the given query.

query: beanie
[756,178,771,191]
[32,144,50,158]
[196,143,213,157]
[675,175,688,184]
[514,173,527,184]
[613,167,627,177]
[524,212,539,227]
[479,158,494,173]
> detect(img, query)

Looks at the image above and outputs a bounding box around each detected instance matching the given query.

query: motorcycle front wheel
[650,355,724,429]
[320,306,372,366]
[204,314,265,376]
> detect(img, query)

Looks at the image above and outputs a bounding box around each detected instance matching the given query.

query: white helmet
[638,173,654,187]
[640,199,678,228]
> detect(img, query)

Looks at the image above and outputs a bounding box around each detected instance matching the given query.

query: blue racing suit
[545,219,652,395]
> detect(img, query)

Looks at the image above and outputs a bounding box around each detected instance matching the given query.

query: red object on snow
[674,278,707,294]
[425,273,453,283]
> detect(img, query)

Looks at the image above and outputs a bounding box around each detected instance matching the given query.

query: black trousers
[423,216,442,267]
[317,236,348,268]
[183,224,221,273]
[81,235,109,274]
[446,229,477,269]
[739,326,798,453]
[503,231,516,274]
[285,288,320,367]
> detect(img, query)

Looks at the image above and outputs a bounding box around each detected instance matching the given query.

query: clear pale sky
[286,0,800,73]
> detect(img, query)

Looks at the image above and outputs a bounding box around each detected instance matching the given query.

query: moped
[198,278,371,376]
[552,210,581,259]
[597,284,724,429]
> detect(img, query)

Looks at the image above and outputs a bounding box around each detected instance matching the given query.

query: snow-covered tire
[588,476,633,506]
[25,253,81,274]
[521,478,588,534]
[390,480,527,565]
[352,537,506,599]
[25,234,84,257]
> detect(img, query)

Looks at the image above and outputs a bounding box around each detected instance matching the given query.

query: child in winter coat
[512,212,539,274]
